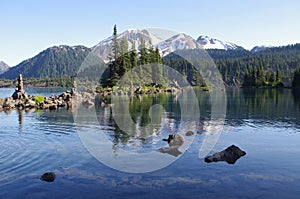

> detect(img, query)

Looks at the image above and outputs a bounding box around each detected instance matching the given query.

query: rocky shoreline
[0,74,96,112]
[0,75,182,112]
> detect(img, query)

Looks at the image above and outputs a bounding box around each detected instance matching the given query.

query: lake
[0,88,300,199]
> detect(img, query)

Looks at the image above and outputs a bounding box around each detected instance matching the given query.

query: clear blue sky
[1,0,300,66]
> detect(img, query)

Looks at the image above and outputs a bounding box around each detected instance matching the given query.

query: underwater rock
[159,134,185,157]
[185,131,194,136]
[158,147,182,157]
[162,134,184,148]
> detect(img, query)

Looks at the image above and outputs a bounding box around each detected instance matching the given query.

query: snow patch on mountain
[156,33,201,57]
[93,29,164,62]
[251,45,272,52]
[197,35,240,50]
[92,29,243,62]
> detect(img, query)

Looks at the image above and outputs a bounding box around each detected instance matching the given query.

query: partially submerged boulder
[204,145,246,164]
[40,172,56,182]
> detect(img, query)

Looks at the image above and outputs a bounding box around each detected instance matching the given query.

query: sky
[1,0,300,66]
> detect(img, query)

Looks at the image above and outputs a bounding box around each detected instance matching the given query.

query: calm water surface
[0,88,300,199]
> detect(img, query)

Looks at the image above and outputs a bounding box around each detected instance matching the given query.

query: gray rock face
[204,145,246,164]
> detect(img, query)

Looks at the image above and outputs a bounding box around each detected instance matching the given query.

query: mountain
[93,29,243,62]
[0,45,90,79]
[156,33,202,57]
[93,29,164,63]
[251,45,272,52]
[197,35,242,50]
[0,61,9,74]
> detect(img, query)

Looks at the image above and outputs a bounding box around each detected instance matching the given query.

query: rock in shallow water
[162,134,184,148]
[204,145,246,164]
[40,172,56,182]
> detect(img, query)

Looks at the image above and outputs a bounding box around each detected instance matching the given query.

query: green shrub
[34,95,45,104]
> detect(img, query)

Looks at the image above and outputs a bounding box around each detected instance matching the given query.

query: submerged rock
[40,172,56,182]
[159,134,185,157]
[185,131,194,136]
[158,147,182,157]
[204,145,246,164]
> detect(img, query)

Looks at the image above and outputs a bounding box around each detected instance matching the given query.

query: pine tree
[292,67,300,87]
[112,24,119,62]
[256,63,265,86]
[139,38,148,65]
[119,36,131,76]
[276,67,282,83]
[130,42,138,68]
[155,47,162,64]
[108,24,120,86]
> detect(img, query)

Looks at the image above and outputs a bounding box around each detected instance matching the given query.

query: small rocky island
[0,74,95,112]
[0,74,183,112]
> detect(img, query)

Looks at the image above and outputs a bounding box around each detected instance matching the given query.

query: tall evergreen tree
[276,67,282,83]
[130,42,138,68]
[107,24,120,86]
[112,24,119,61]
[292,67,300,87]
[139,38,148,65]
[119,36,131,76]
[155,47,162,64]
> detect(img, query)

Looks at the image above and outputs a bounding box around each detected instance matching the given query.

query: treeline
[0,77,74,88]
[210,44,300,87]
[100,25,162,87]
[161,44,300,87]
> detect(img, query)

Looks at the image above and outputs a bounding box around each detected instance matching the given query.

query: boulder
[25,99,36,108]
[40,172,56,182]
[3,98,15,109]
[204,145,246,164]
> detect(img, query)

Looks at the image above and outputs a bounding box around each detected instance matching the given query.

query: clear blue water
[1,88,300,199]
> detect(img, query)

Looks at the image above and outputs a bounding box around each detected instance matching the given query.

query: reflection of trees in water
[95,94,182,146]
[234,88,300,126]
[292,88,300,109]
[94,88,300,147]
[194,88,300,127]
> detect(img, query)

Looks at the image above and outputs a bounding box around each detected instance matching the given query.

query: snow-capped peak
[197,35,239,50]
[92,29,243,62]
[156,33,201,57]
[93,29,165,62]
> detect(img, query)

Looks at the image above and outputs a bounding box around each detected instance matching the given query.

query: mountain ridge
[0,45,90,79]
[0,61,9,74]
[93,29,245,62]
[1,28,299,86]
